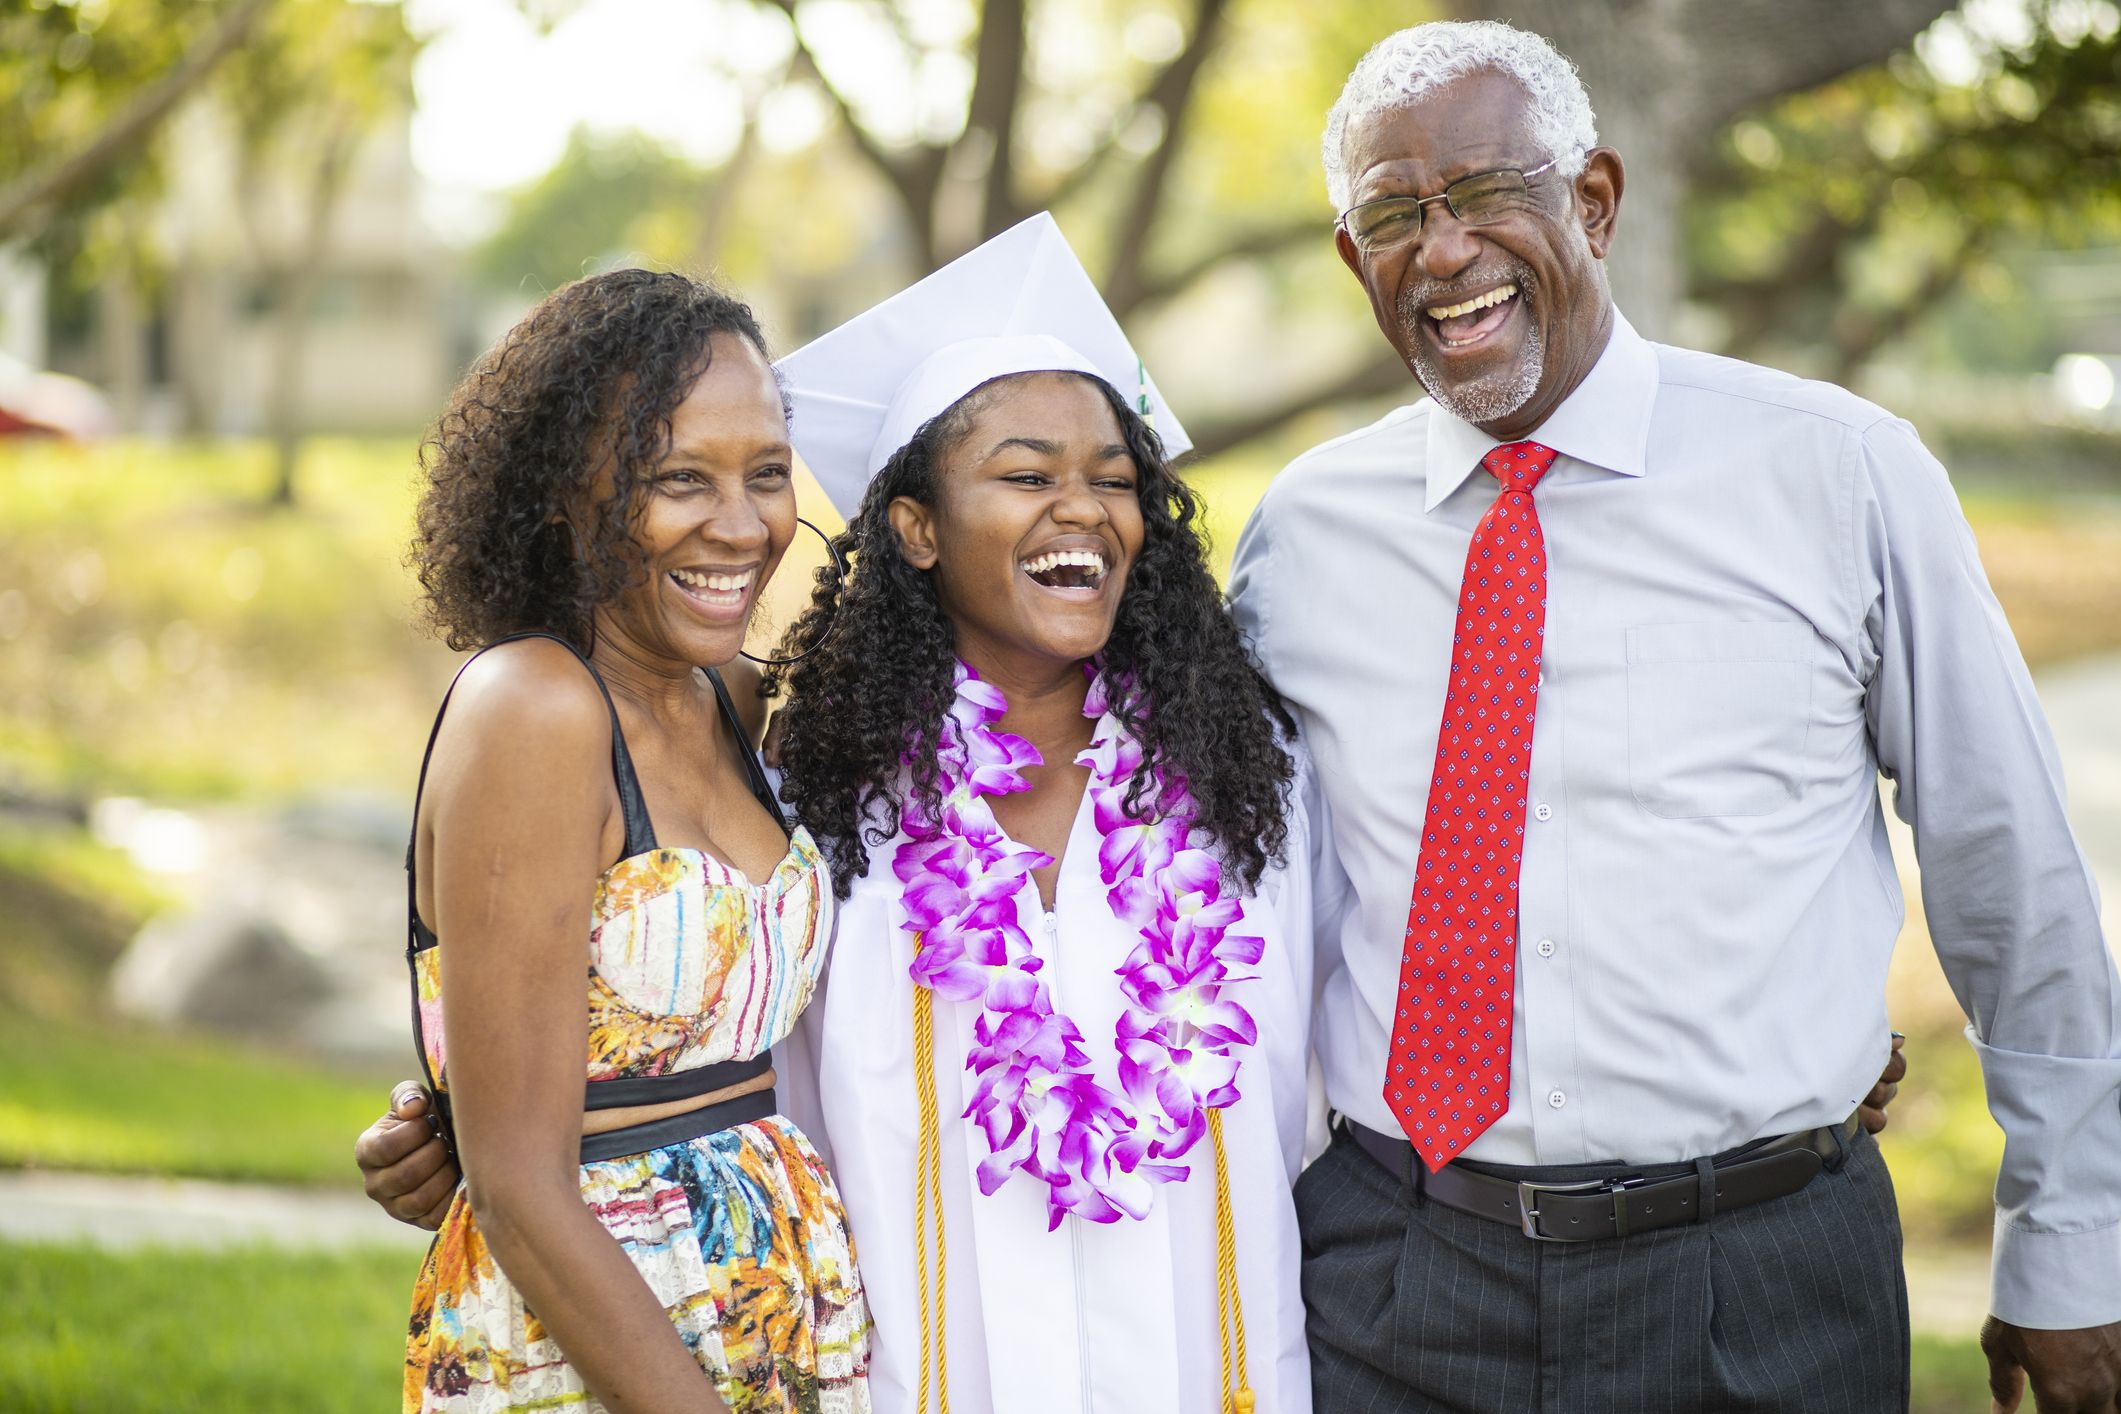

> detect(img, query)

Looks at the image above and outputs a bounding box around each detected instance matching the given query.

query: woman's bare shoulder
[442,637,611,757]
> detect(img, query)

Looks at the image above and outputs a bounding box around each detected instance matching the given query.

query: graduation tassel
[1208,1107,1254,1413]
[913,947,951,1413]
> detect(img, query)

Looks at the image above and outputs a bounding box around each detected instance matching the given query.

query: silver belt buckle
[1516,1173,1649,1241]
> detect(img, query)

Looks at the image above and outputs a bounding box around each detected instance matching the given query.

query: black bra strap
[704,667,789,836]
[406,630,658,951]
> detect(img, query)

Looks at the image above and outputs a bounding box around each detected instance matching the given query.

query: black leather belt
[1346,1113,1860,1242]
[426,1054,778,1165]
[578,1087,778,1163]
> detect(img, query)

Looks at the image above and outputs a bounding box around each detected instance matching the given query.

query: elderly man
[1228,18,2121,1414]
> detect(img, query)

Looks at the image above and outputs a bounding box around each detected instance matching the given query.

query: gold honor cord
[913,965,950,1413]
[1208,1106,1255,1413]
[913,934,1252,1413]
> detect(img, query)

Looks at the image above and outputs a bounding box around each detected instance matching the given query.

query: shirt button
[1547,1090,1567,1109]
[1535,938,1556,958]
[1533,803,1552,822]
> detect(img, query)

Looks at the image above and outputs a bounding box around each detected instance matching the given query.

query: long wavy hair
[411,269,779,652]
[766,372,1294,899]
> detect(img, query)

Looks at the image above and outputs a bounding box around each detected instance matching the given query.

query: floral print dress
[400,637,871,1414]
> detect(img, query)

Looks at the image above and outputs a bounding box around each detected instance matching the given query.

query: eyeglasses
[1337,158,1560,254]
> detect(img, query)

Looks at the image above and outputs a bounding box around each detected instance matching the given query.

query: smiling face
[1335,69,1623,439]
[594,332,797,669]
[888,372,1145,680]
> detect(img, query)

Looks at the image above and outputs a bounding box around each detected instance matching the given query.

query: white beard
[1397,270,1545,426]
[1405,309,1545,426]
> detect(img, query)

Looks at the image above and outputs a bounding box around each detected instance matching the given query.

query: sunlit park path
[0,1167,429,1252]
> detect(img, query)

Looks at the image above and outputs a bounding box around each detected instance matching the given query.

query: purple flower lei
[893,661,1263,1229]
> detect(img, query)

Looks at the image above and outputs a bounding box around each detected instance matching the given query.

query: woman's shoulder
[441,636,612,755]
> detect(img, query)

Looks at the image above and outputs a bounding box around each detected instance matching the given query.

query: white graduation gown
[780,730,1318,1414]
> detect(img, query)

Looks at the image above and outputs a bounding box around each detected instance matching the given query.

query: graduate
[769,214,1317,1414]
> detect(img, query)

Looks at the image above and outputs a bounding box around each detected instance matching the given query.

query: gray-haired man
[1229,19,2121,1412]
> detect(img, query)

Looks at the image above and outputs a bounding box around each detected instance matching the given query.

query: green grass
[0,1008,391,1186]
[0,1240,418,1413]
[0,1238,1996,1413]
[1911,1333,1995,1414]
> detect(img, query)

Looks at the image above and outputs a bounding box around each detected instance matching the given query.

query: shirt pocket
[1625,621,1814,819]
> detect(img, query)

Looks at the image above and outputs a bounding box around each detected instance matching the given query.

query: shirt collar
[1420,308,1657,513]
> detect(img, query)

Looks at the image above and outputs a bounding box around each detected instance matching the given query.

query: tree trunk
[1449,0,1955,339]
[98,252,149,434]
[265,123,355,508]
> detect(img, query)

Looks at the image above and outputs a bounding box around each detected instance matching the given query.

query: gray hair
[1321,20,1598,212]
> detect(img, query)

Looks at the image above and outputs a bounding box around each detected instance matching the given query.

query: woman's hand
[355,1082,460,1230]
[1857,1032,1907,1135]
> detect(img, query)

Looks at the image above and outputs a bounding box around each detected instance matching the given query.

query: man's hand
[1858,1031,1908,1135]
[1982,1315,2121,1412]
[356,1080,461,1230]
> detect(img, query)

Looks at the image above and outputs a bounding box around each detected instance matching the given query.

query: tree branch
[1677,0,1955,137]
[0,0,270,240]
[1693,202,1884,361]
[1183,346,1413,462]
[1828,231,1988,384]
[1034,127,1126,212]
[759,0,945,261]
[961,0,1028,238]
[1118,216,1324,319]
[1104,0,1232,314]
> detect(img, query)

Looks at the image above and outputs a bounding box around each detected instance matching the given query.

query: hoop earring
[739,516,847,667]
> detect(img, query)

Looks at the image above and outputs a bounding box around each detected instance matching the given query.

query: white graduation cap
[776,212,1191,517]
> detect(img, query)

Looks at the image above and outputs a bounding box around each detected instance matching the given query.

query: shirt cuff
[1991,1211,2121,1329]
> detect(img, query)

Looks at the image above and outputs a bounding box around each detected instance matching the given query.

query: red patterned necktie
[1386,440,1556,1172]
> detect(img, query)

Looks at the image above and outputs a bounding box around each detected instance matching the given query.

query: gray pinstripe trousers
[1297,1123,1910,1413]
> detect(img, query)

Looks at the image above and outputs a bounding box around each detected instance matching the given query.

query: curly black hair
[411,268,779,652]
[766,372,1295,899]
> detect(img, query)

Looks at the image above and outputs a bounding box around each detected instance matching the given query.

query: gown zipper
[1044,906,1097,1414]
[1071,1213,1095,1414]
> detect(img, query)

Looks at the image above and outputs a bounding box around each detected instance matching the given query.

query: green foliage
[0,0,195,251]
[219,0,416,156]
[0,1240,415,1413]
[474,127,713,294]
[0,1237,1994,1413]
[0,1005,391,1185]
[0,438,451,800]
[0,0,415,267]
[1690,0,2121,378]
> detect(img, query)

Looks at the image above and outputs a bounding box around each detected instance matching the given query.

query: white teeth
[1425,283,1518,320]
[1019,549,1108,577]
[671,568,753,593]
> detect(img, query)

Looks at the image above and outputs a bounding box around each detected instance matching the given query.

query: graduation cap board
[775,212,1192,518]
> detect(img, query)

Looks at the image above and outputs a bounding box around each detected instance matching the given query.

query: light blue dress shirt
[1228,310,2121,1329]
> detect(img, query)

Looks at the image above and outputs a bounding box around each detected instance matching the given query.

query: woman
[769,398,1312,1414]
[758,216,1317,1413]
[395,269,870,1413]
